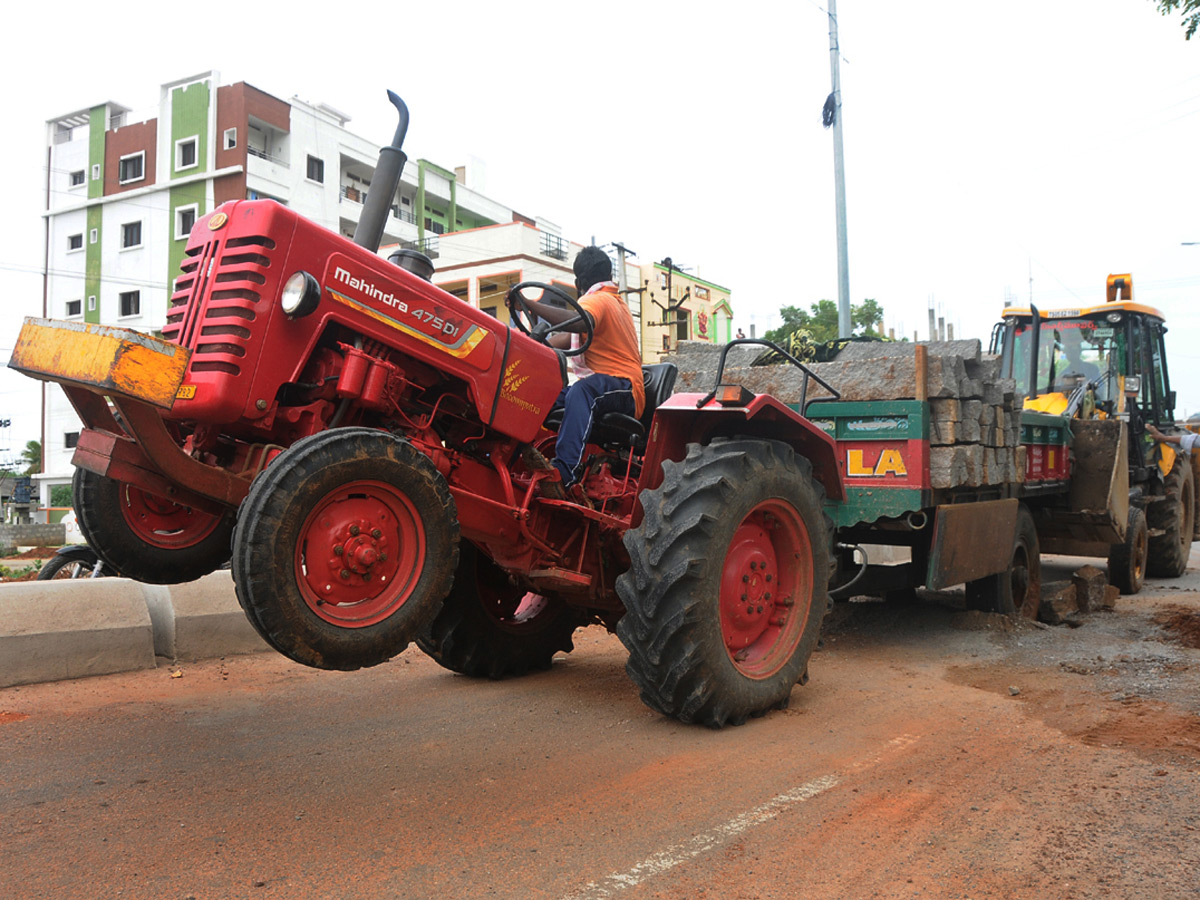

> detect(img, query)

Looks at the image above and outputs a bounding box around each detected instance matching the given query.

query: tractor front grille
[163,234,276,378]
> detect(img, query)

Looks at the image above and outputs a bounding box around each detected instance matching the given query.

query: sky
[0,0,1197,463]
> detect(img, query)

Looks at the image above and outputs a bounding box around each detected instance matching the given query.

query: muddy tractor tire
[232,428,459,671]
[1108,506,1148,595]
[72,467,234,584]
[965,503,1041,619]
[417,543,586,678]
[1147,458,1195,578]
[616,438,831,728]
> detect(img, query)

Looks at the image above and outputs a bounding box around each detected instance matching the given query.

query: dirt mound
[1153,605,1200,648]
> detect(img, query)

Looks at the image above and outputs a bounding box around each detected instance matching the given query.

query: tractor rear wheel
[232,428,458,671]
[417,543,585,678]
[1147,458,1195,578]
[72,467,234,584]
[616,438,831,728]
[1108,506,1148,595]
[965,504,1040,618]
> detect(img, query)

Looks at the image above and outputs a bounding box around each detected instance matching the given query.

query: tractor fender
[639,392,844,503]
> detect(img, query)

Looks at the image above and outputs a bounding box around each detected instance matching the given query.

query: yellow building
[638,261,733,362]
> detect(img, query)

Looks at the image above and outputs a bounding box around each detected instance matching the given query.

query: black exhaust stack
[353,91,410,254]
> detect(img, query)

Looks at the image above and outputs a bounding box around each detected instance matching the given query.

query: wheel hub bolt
[340,569,351,579]
[756,605,763,613]
[350,525,360,536]
[372,529,382,539]
[750,561,758,570]
[334,545,344,556]
[765,574,773,583]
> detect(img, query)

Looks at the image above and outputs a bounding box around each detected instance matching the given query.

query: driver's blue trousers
[550,373,635,487]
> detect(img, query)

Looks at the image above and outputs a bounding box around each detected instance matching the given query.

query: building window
[695,286,710,301]
[65,299,82,318]
[92,163,101,181]
[121,221,142,249]
[119,290,140,317]
[118,152,145,184]
[88,295,96,311]
[306,155,324,183]
[89,228,98,244]
[64,432,80,449]
[175,205,198,239]
[67,233,83,251]
[69,170,85,187]
[175,136,198,171]
[223,128,237,150]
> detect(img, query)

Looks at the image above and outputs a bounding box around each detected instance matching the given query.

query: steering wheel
[505,282,594,358]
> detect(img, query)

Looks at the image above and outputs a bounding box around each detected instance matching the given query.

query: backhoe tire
[417,543,585,678]
[232,428,458,671]
[1147,458,1195,578]
[72,467,234,584]
[616,438,831,728]
[965,504,1040,619]
[1108,506,1148,595]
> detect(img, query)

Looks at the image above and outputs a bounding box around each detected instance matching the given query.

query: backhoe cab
[991,273,1196,583]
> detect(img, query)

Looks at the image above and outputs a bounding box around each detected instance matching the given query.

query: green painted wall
[85,205,102,323]
[417,159,458,241]
[88,105,105,200]
[85,106,106,323]
[168,82,210,300]
[171,82,209,178]
[168,182,206,294]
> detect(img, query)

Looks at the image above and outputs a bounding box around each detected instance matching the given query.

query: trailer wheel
[232,428,458,671]
[72,467,233,584]
[1147,458,1195,578]
[616,439,831,728]
[417,543,585,678]
[1108,506,1148,595]
[965,504,1040,619]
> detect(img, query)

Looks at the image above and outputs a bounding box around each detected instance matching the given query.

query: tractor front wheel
[417,543,586,678]
[232,428,458,670]
[72,467,233,584]
[616,439,831,728]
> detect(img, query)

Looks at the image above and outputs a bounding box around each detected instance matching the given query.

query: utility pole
[827,0,851,339]
[609,241,635,296]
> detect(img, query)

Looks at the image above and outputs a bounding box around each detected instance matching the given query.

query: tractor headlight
[281,271,321,317]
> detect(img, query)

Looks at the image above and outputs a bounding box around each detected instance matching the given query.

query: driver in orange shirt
[519,246,644,494]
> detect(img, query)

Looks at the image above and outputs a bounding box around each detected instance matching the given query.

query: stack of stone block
[668,339,1025,490]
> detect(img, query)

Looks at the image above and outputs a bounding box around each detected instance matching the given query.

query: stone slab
[0,580,156,688]
[165,570,268,661]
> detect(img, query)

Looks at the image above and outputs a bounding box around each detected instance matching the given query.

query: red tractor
[12,93,843,727]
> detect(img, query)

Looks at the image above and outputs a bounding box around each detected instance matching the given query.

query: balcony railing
[340,185,416,224]
[247,146,290,168]
[401,235,439,259]
[539,232,569,261]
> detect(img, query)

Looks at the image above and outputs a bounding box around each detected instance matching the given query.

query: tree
[765,299,887,345]
[1155,0,1200,38]
[20,440,41,476]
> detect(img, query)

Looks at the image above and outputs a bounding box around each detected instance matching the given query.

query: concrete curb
[0,571,268,689]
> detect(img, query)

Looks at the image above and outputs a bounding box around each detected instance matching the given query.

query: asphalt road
[2,561,1200,900]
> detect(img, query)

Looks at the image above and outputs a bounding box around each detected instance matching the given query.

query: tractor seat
[542,363,678,451]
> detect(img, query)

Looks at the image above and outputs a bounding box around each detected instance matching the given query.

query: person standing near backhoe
[519,246,644,494]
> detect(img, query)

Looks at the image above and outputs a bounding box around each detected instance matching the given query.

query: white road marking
[560,775,838,900]
[560,733,922,900]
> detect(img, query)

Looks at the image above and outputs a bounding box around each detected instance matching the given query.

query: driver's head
[573,246,612,296]
[1061,328,1084,360]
